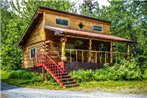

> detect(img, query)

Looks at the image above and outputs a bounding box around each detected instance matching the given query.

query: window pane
[30,48,35,59]
[56,18,68,26]
[92,25,102,31]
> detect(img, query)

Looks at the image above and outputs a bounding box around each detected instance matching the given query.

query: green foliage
[8,70,43,83]
[109,59,142,80]
[70,59,143,82]
[143,69,147,80]
[1,70,61,89]
[1,0,71,70]
[8,70,33,79]
[94,68,109,81]
[70,69,94,83]
[45,73,56,82]
[79,0,147,73]
[1,0,146,74]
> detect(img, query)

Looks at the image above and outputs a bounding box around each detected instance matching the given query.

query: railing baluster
[95,52,97,63]
[100,52,102,63]
[105,52,107,63]
[65,49,126,64]
[82,50,84,63]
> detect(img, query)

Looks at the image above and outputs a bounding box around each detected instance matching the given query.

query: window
[30,48,35,59]
[56,18,68,26]
[92,25,102,31]
[78,22,84,29]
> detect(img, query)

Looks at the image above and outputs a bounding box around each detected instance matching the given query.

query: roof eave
[17,7,42,47]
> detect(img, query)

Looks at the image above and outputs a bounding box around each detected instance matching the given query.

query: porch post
[88,39,92,62]
[127,43,130,60]
[60,37,67,61]
[89,39,92,51]
[110,42,113,63]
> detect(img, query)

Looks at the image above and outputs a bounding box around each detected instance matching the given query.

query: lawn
[1,70,147,94]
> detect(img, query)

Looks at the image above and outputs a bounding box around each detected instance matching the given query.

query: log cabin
[18,6,132,88]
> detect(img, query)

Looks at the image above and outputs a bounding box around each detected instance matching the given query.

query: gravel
[1,82,146,98]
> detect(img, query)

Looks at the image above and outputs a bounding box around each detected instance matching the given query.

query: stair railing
[33,51,64,79]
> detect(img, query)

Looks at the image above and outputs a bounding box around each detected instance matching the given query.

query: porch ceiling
[44,26,133,43]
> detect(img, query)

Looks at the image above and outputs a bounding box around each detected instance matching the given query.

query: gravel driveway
[1,82,146,98]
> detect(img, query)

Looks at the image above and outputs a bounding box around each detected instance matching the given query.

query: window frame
[30,48,35,59]
[92,25,103,32]
[56,18,68,26]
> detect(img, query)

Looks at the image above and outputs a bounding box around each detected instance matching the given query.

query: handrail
[33,51,64,73]
[66,48,126,54]
[44,52,64,73]
[65,48,127,63]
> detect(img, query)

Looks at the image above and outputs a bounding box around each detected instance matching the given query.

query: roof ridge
[38,6,111,24]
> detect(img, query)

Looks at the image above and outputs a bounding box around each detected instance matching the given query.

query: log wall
[22,15,45,68]
[44,11,110,34]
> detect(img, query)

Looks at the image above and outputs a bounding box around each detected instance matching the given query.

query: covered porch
[44,26,132,70]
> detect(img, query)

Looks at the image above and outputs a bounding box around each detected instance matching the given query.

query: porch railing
[65,49,127,64]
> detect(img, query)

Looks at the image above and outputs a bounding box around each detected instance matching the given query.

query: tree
[79,0,147,71]
[1,0,71,70]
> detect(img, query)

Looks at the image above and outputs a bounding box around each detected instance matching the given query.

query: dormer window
[56,18,68,26]
[78,22,84,29]
[92,25,102,32]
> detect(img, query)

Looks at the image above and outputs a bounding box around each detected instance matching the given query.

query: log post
[60,37,67,61]
[110,42,113,63]
[88,39,92,62]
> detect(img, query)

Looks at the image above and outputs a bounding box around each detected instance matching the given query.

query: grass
[1,69,147,94]
[70,81,147,94]
[0,70,63,90]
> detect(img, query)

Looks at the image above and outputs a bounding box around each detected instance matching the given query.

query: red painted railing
[33,51,78,88]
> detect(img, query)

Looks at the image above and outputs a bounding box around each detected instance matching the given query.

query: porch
[44,26,132,69]
[65,49,127,64]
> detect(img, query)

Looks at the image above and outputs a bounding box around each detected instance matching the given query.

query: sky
[98,0,110,7]
[70,0,110,9]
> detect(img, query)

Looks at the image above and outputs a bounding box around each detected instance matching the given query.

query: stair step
[59,75,71,79]
[61,78,74,81]
[35,51,78,88]
[64,84,79,88]
[63,81,76,84]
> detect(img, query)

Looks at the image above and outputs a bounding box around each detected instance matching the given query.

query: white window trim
[30,48,35,60]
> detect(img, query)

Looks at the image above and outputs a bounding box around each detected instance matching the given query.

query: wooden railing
[65,49,127,63]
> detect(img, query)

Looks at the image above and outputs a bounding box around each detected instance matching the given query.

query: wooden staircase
[33,41,78,88]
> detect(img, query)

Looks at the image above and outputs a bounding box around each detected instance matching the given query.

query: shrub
[31,73,43,83]
[45,73,56,82]
[70,59,143,82]
[94,68,109,81]
[70,69,94,83]
[108,59,143,80]
[8,70,33,79]
[143,69,147,79]
[8,70,44,83]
